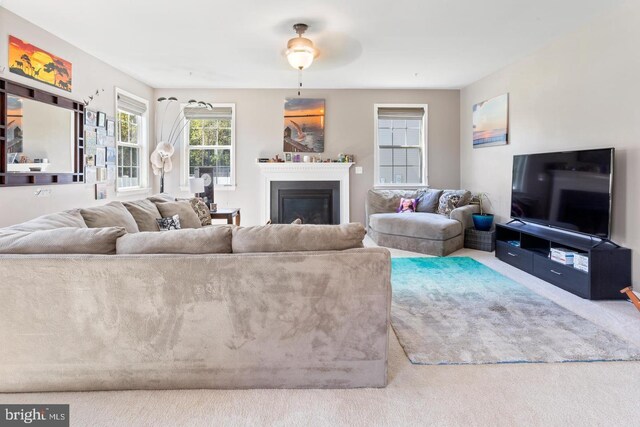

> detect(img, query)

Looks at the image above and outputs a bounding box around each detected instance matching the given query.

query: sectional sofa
[366,188,479,256]
[0,195,391,392]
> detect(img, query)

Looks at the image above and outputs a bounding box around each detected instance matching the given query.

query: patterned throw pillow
[437,190,472,216]
[416,189,443,213]
[189,198,212,226]
[396,198,416,213]
[156,214,181,231]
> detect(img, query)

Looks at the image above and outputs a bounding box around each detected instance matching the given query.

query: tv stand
[507,218,526,225]
[495,222,631,300]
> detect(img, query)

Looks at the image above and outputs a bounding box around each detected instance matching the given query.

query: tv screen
[511,148,614,238]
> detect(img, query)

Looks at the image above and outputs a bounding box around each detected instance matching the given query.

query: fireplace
[270,181,340,224]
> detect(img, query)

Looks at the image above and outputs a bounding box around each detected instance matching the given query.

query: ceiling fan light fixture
[286,23,316,70]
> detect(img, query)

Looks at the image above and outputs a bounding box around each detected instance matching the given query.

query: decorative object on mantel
[151,97,214,192]
[473,93,509,148]
[9,35,72,92]
[283,98,325,153]
[285,23,317,96]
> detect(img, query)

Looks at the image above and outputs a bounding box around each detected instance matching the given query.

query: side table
[464,227,495,252]
[210,208,241,226]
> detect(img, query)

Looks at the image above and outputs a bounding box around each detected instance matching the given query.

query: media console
[495,222,631,300]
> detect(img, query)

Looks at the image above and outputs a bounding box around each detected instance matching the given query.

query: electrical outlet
[34,188,51,197]
[355,166,363,174]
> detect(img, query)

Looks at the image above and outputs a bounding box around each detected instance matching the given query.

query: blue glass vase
[472,213,494,231]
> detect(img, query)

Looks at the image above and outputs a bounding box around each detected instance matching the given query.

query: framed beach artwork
[283,98,325,153]
[472,93,509,148]
[9,35,73,92]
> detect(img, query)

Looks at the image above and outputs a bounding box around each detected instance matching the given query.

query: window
[183,104,235,188]
[116,89,148,190]
[374,104,427,186]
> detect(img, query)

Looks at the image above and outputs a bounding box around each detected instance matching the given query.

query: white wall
[0,7,154,227]
[460,0,640,281]
[155,88,461,226]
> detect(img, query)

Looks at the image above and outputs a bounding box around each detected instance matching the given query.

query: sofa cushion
[123,199,162,232]
[4,209,88,232]
[367,189,423,215]
[0,227,126,254]
[369,212,462,241]
[80,202,140,233]
[232,223,366,253]
[416,189,443,213]
[147,193,176,203]
[116,226,232,254]
[155,201,202,229]
[437,190,472,216]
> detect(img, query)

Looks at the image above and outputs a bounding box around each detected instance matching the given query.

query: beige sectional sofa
[0,195,391,392]
[366,188,479,256]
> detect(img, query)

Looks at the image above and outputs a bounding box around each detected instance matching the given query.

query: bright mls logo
[0,405,68,426]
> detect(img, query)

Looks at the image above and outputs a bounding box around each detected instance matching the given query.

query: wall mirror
[1,77,84,186]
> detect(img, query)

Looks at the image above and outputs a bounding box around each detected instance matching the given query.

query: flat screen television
[511,148,614,238]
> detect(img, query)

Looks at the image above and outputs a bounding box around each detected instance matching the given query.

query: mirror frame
[0,76,84,186]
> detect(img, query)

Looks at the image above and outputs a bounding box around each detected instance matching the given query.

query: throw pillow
[123,199,162,231]
[116,226,233,254]
[232,223,366,253]
[396,197,416,213]
[189,198,212,226]
[0,227,126,254]
[416,189,443,213]
[437,190,472,216]
[80,202,140,233]
[155,201,202,229]
[156,215,181,231]
[4,209,88,232]
[147,193,176,204]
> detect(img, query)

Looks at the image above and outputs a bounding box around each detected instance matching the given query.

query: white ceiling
[2,0,624,89]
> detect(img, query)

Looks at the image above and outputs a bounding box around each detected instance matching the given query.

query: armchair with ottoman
[366,188,479,256]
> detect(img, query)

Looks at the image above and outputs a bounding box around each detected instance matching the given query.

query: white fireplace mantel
[257,162,353,224]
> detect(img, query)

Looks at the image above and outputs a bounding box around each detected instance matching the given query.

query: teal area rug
[391,257,640,365]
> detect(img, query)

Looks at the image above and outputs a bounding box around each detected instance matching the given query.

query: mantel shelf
[257,162,354,172]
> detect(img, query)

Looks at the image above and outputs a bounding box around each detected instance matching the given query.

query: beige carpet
[3,240,640,426]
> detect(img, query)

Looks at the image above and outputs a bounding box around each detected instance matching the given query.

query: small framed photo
[106,119,115,137]
[284,152,293,162]
[85,110,97,127]
[106,147,116,164]
[96,167,107,182]
[95,147,106,167]
[95,183,108,200]
[97,112,107,128]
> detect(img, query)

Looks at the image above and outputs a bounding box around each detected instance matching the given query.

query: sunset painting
[473,93,508,148]
[9,35,73,92]
[283,98,325,153]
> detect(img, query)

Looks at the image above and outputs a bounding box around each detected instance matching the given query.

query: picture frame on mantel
[472,93,509,148]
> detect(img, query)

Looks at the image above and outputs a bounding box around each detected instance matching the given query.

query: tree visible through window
[117,110,140,188]
[188,117,232,185]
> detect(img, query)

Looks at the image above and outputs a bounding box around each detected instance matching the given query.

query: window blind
[377,107,424,120]
[184,106,233,120]
[117,93,147,116]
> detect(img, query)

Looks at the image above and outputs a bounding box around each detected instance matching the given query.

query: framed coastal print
[283,98,325,153]
[106,119,115,137]
[97,111,106,128]
[85,110,97,127]
[472,93,508,148]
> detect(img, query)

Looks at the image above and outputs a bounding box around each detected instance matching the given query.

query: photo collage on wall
[85,110,116,199]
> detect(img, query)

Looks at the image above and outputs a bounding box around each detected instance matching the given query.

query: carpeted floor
[391,257,640,365]
[2,241,640,426]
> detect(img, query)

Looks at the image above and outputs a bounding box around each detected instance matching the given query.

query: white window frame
[181,103,236,191]
[373,103,428,188]
[115,87,150,195]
